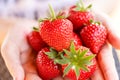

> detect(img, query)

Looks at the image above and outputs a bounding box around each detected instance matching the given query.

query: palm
[11,19,37,73]
[21,48,40,80]
[20,42,37,78]
[14,20,42,80]
[4,19,63,80]
[1,12,120,80]
[1,19,42,80]
[18,24,63,80]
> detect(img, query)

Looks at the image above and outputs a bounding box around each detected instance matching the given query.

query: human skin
[0,0,120,79]
[1,10,120,80]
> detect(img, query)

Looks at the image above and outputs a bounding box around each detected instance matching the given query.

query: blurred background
[0,0,120,80]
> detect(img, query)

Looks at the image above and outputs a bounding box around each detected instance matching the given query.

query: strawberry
[80,23,107,54]
[68,0,93,30]
[36,48,61,80]
[40,5,73,51]
[72,32,82,48]
[27,28,47,52]
[55,42,96,80]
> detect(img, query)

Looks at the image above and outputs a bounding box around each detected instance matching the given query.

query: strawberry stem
[49,4,56,20]
[38,4,66,22]
[79,0,84,10]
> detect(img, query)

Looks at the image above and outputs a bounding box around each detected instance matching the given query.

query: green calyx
[33,26,39,32]
[45,48,57,59]
[74,0,92,12]
[89,19,101,25]
[39,4,66,22]
[55,41,96,79]
[44,41,96,79]
[45,48,63,64]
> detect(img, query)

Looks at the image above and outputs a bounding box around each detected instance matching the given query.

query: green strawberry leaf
[54,54,69,64]
[54,59,69,65]
[74,0,92,12]
[33,26,39,32]
[45,48,58,59]
[81,54,96,61]
[63,49,73,58]
[63,64,73,77]
[70,41,76,54]
[55,41,96,79]
[75,66,80,79]
[79,49,88,57]
[80,65,89,71]
[86,4,92,10]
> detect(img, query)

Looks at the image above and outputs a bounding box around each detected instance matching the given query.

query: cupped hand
[1,10,120,80]
[90,10,120,80]
[1,18,42,80]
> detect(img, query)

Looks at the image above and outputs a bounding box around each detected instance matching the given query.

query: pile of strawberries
[27,1,107,80]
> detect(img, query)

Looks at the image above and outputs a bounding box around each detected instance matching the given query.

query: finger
[25,73,42,80]
[97,43,119,80]
[53,76,64,80]
[24,61,62,80]
[90,61,104,80]
[22,51,42,80]
[1,42,25,80]
[87,79,91,80]
[93,10,120,49]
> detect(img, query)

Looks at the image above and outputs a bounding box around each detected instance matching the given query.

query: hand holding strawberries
[1,0,120,80]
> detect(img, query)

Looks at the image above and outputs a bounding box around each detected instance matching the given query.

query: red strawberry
[72,32,82,48]
[56,42,96,80]
[40,5,73,51]
[36,48,61,80]
[27,29,47,52]
[80,23,107,54]
[68,1,93,30]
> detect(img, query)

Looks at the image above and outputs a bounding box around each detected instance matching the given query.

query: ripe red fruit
[68,1,93,30]
[36,48,61,80]
[27,31,47,52]
[55,42,96,80]
[40,5,73,51]
[72,32,82,48]
[62,60,96,80]
[80,23,107,54]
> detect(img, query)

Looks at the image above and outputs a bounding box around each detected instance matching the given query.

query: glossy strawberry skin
[36,48,60,80]
[80,24,107,54]
[62,46,96,80]
[40,19,73,51]
[62,64,96,80]
[27,31,47,52]
[68,6,93,30]
[72,32,82,48]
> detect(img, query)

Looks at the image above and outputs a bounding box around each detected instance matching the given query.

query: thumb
[90,61,104,80]
[1,42,25,80]
[97,43,119,80]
